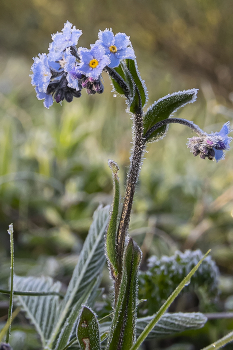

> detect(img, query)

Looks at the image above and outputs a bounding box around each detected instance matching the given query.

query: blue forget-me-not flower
[31,22,139,107]
[48,21,82,61]
[187,122,232,161]
[97,29,135,68]
[76,43,110,80]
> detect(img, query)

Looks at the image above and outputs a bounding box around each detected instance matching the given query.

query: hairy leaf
[106,161,120,275]
[77,306,101,350]
[47,205,110,348]
[13,275,62,348]
[106,239,142,350]
[125,59,148,108]
[100,312,207,340]
[143,89,198,142]
[136,312,207,339]
[106,66,129,97]
[55,280,96,350]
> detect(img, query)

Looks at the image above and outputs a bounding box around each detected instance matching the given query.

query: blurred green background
[0,0,233,349]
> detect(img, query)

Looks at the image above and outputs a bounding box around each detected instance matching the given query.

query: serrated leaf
[143,89,198,142]
[99,312,207,340]
[125,59,148,108]
[77,306,101,350]
[47,206,110,349]
[106,239,142,350]
[136,312,207,339]
[55,280,96,350]
[13,275,62,348]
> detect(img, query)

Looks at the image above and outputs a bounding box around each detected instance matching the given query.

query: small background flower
[97,29,135,68]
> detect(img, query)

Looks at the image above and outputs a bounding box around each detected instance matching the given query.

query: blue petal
[108,54,121,68]
[44,94,54,109]
[98,29,114,47]
[91,44,105,60]
[214,149,224,162]
[114,33,130,50]
[218,122,231,137]
[79,48,93,64]
[115,47,135,60]
[35,87,53,109]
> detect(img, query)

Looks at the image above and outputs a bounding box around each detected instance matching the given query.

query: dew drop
[113,94,117,98]
[81,320,88,328]
[185,280,190,287]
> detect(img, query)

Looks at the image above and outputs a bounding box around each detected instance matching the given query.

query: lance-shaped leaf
[125,59,148,109]
[13,275,62,348]
[120,61,142,115]
[100,312,207,340]
[46,206,110,349]
[106,238,142,350]
[130,250,211,350]
[106,161,121,276]
[105,66,129,97]
[77,306,101,350]
[143,89,198,142]
[136,312,207,339]
[55,279,97,350]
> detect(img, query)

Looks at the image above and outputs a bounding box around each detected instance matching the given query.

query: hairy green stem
[115,106,144,301]
[6,224,14,344]
[143,117,205,142]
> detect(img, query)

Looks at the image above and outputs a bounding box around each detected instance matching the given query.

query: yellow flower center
[109,45,118,53]
[89,59,99,68]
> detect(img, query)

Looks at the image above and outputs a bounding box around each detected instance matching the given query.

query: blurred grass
[0,1,233,348]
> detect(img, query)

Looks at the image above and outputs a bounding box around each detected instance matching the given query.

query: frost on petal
[98,29,114,47]
[78,48,93,64]
[108,54,120,68]
[218,122,231,137]
[91,44,106,61]
[114,32,130,50]
[49,21,82,61]
[31,54,51,93]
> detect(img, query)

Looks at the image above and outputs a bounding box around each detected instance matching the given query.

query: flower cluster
[187,122,232,161]
[30,22,135,108]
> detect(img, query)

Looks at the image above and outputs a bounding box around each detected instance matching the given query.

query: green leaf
[105,66,129,96]
[125,59,148,108]
[106,239,142,350]
[120,61,142,114]
[46,205,110,349]
[129,250,210,350]
[106,160,120,275]
[55,280,96,350]
[143,89,198,142]
[136,312,207,339]
[77,306,101,350]
[13,275,62,348]
[100,312,207,340]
